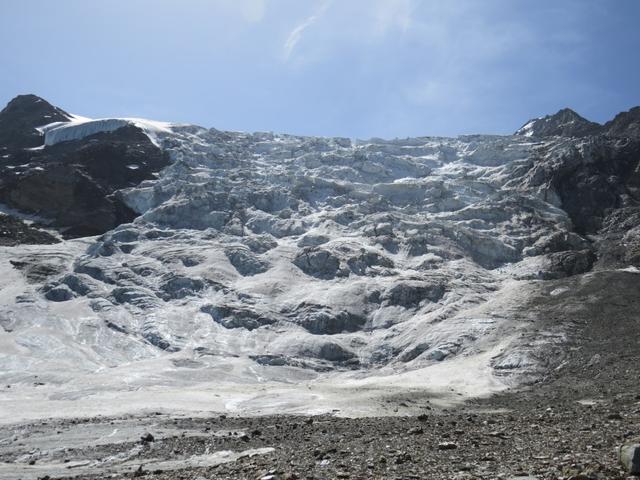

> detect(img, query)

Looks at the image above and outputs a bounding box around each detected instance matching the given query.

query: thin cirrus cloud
[282,0,415,61]
[283,1,331,60]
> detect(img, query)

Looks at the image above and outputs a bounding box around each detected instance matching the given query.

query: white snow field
[0,119,584,422]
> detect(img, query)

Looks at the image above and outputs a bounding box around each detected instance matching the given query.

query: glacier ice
[0,116,605,419]
[41,117,173,146]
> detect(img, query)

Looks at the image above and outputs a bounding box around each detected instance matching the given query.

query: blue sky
[1,0,639,138]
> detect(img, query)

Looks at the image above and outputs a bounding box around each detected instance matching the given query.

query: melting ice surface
[0,117,578,421]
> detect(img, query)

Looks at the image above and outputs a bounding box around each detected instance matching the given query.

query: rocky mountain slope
[0,97,639,423]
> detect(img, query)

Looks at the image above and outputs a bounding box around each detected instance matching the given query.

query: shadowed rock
[0,215,59,246]
[201,304,277,331]
[159,275,206,300]
[225,247,270,276]
[382,281,445,309]
[0,95,170,237]
[0,94,70,149]
[290,304,367,334]
[293,247,341,279]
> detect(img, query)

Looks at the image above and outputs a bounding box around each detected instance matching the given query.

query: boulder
[241,234,278,253]
[60,274,93,296]
[619,442,640,475]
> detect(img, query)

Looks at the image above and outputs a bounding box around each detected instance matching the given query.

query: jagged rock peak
[0,94,71,148]
[604,106,640,138]
[0,94,71,124]
[515,107,602,138]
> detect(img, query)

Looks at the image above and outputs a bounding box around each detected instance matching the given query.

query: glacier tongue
[0,120,598,419]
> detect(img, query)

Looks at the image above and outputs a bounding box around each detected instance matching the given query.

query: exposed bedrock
[0,214,59,247]
[0,94,70,149]
[0,97,170,237]
[524,138,640,234]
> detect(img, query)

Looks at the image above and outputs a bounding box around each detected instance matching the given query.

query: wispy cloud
[283,1,330,60]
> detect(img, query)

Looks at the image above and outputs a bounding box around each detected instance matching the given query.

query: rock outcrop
[0,95,169,237]
[515,108,602,138]
[0,94,70,149]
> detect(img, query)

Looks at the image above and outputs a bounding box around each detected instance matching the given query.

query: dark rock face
[289,303,367,334]
[539,250,596,280]
[596,207,640,268]
[517,105,640,140]
[381,281,445,308]
[604,106,640,138]
[526,137,640,234]
[347,251,394,275]
[0,96,170,239]
[1,164,137,237]
[0,214,59,246]
[293,247,341,279]
[0,94,70,149]
[316,342,355,362]
[516,108,602,138]
[200,304,277,330]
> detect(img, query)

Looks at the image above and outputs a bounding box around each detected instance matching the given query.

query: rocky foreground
[2,393,638,480]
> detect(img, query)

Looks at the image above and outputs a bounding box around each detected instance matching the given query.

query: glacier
[0,122,582,420]
[2,97,640,422]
